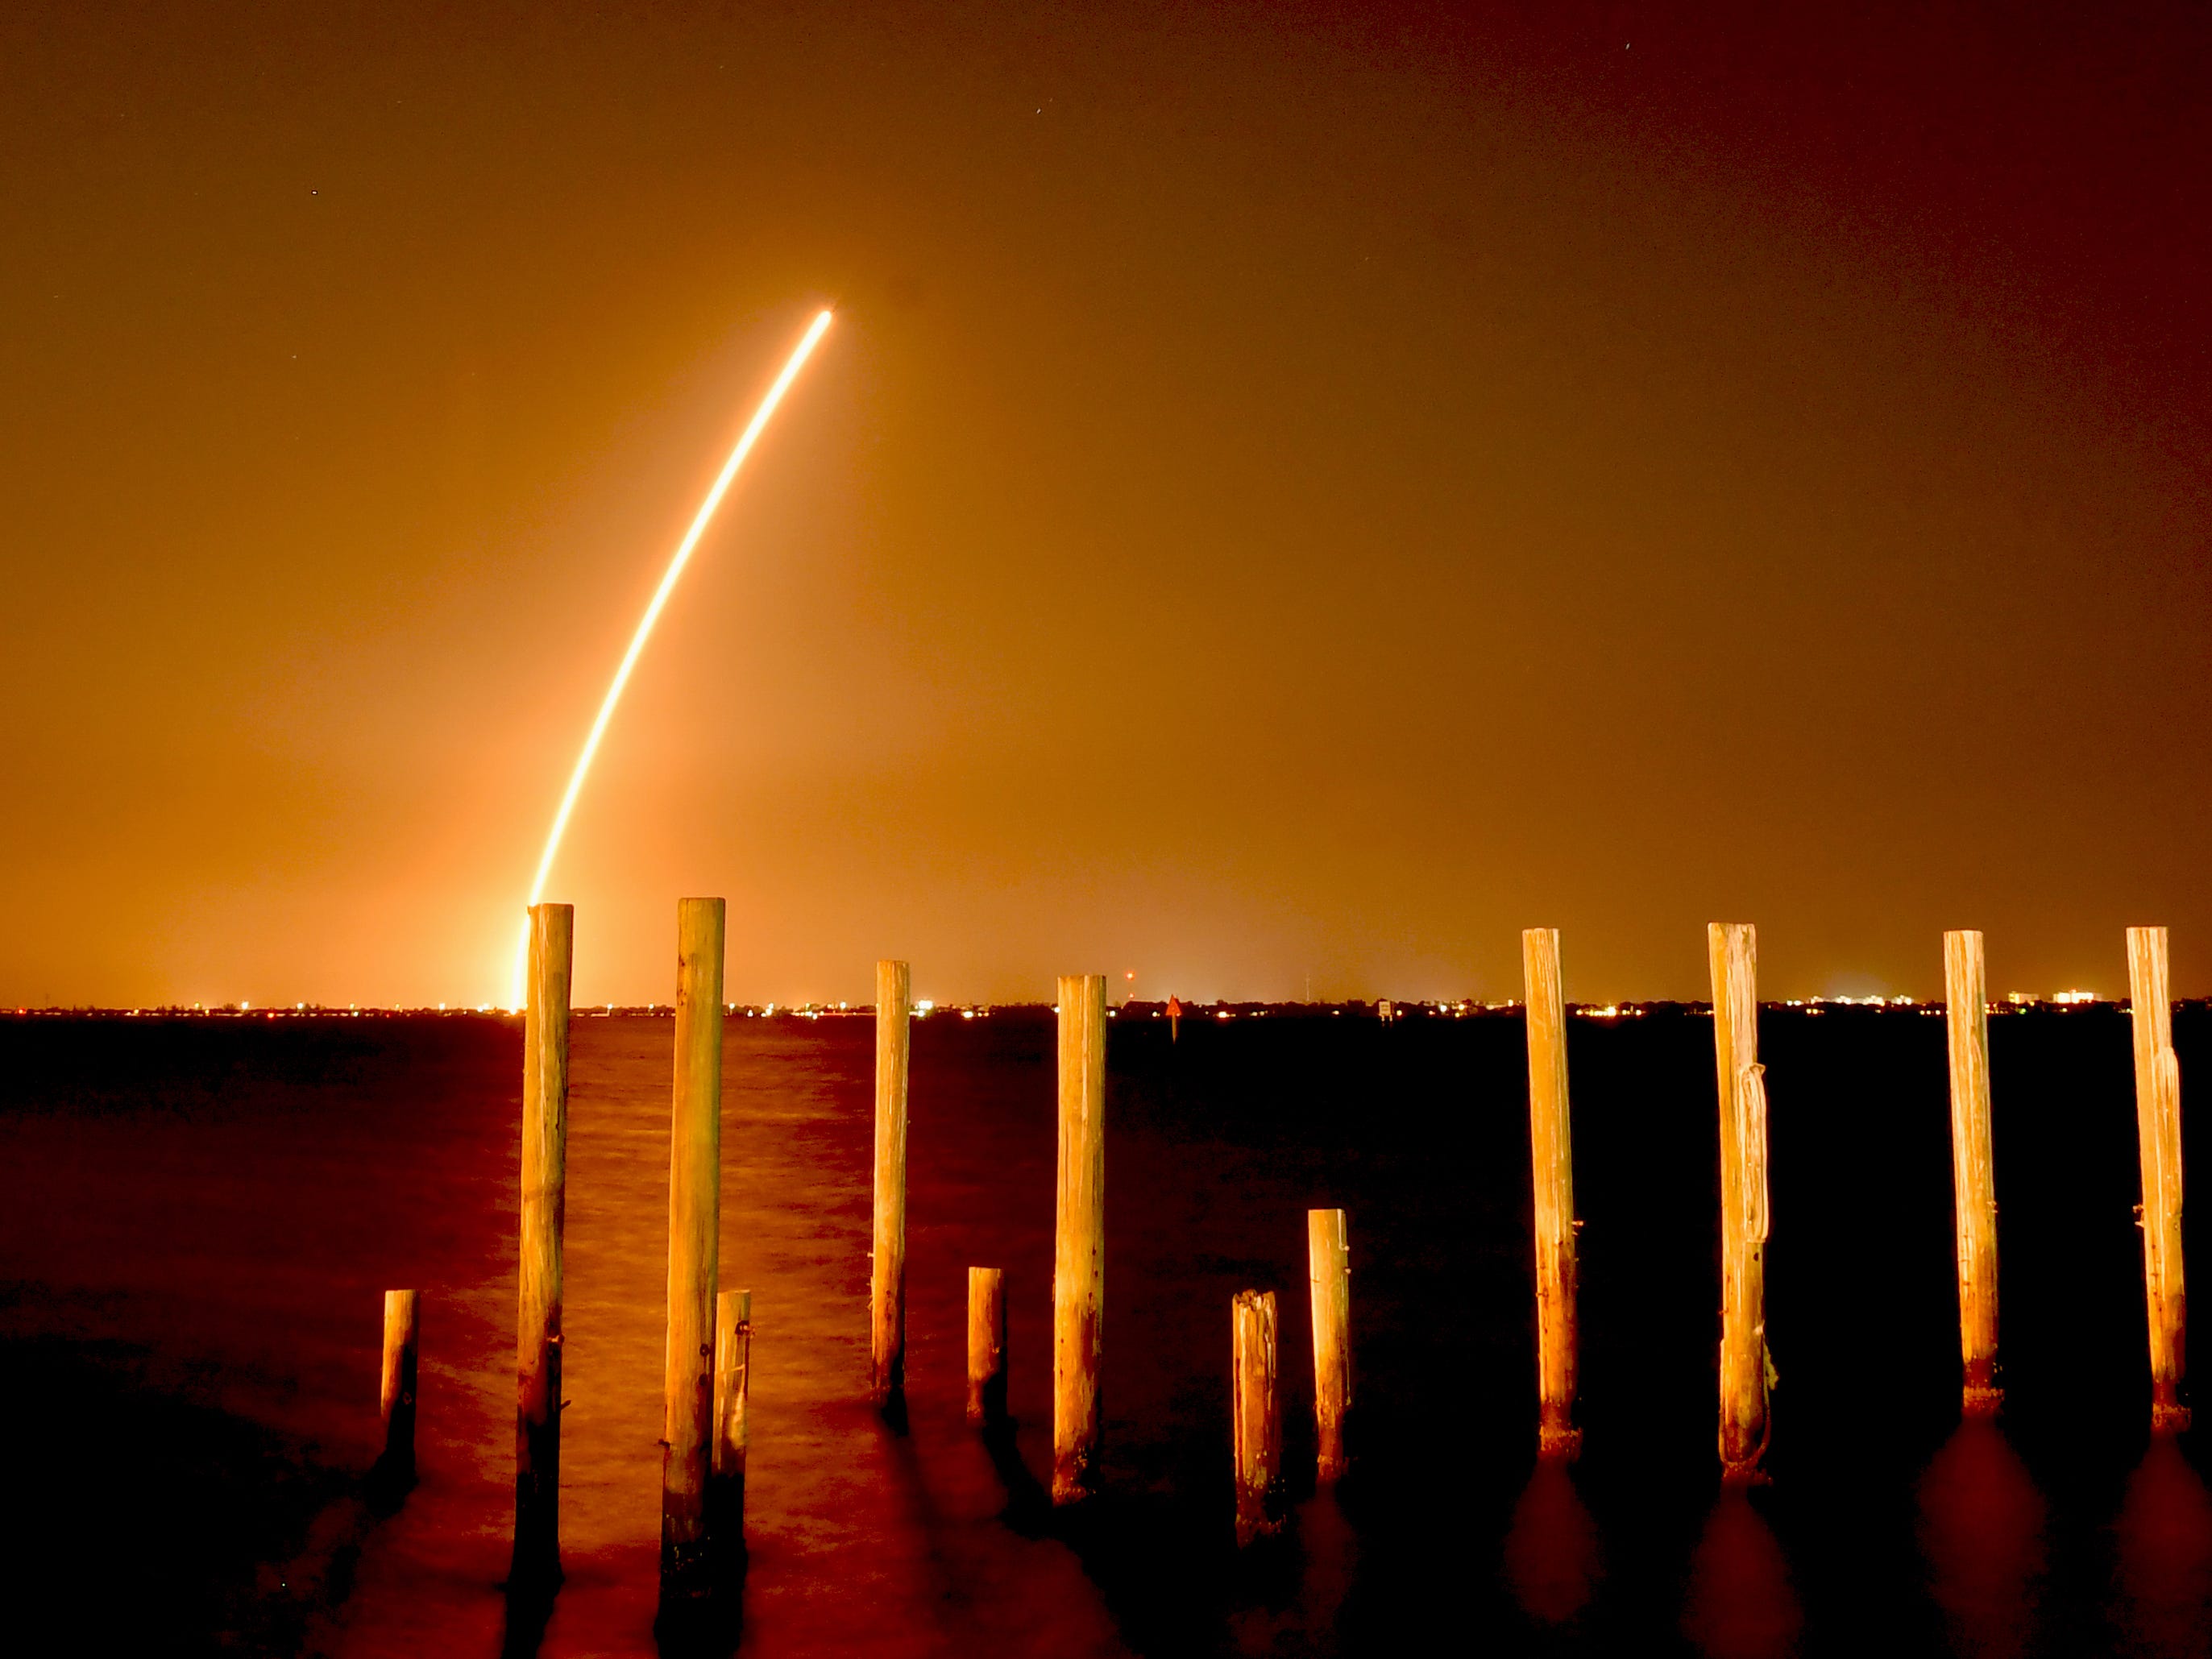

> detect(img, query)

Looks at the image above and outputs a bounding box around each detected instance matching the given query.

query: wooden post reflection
[1943,930,2002,1416]
[379,1288,419,1487]
[967,1267,1007,1428]
[1052,974,1107,1503]
[1522,927,1580,1458]
[662,898,724,1599]
[710,1288,751,1549]
[511,902,571,1590]
[1308,1208,1351,1482]
[1709,922,1771,1484]
[2127,925,2189,1433]
[1232,1288,1282,1546]
[870,959,911,1407]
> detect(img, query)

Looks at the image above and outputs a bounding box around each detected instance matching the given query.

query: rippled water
[2,1005,2208,1656]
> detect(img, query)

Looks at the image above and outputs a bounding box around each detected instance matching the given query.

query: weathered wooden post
[379,1288,420,1484]
[711,1288,751,1546]
[1308,1209,1351,1483]
[871,960,911,1406]
[1053,973,1107,1504]
[1943,930,2002,1416]
[968,1267,1007,1428]
[512,902,571,1589]
[1522,927,1581,1458]
[662,898,725,1601]
[2128,925,2189,1433]
[1709,922,1771,1484]
[1232,1289,1282,1545]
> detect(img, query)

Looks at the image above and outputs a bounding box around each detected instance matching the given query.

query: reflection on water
[1290,1491,1357,1653]
[336,1017,1134,1657]
[13,1010,2212,1653]
[1916,1419,2044,1659]
[1503,1462,1599,1626]
[2115,1436,2212,1659]
[1683,1493,1800,1659]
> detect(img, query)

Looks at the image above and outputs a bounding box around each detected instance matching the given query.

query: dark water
[1,1004,2208,1657]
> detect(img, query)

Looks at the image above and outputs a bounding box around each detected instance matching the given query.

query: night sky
[3,2,2208,1008]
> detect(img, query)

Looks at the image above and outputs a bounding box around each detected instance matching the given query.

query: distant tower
[1166,996,1182,1043]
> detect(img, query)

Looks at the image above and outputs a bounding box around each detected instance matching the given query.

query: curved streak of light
[509,309,833,1006]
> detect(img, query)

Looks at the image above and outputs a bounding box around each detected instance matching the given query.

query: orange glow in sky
[510,309,833,1005]
[7,8,2212,1010]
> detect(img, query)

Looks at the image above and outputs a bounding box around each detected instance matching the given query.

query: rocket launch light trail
[509,309,833,1006]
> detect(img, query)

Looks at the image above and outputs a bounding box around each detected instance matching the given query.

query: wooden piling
[1308,1209,1351,1483]
[711,1288,751,1545]
[662,898,725,1599]
[2128,925,2189,1433]
[1943,930,2002,1416]
[1232,1289,1282,1546]
[871,960,911,1406]
[511,902,571,1589]
[1708,922,1771,1484]
[967,1267,1007,1428]
[1053,973,1107,1504]
[380,1288,420,1484]
[1522,927,1581,1458]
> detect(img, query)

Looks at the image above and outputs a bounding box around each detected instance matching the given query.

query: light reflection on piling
[1503,1460,1599,1625]
[1915,1419,2045,1659]
[1683,1493,1800,1659]
[2115,1436,2212,1659]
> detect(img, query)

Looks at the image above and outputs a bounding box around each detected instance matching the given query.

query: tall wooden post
[662,898,725,1599]
[512,902,571,1589]
[968,1267,1007,1428]
[1522,927,1580,1458]
[1709,922,1771,1483]
[711,1288,751,1546]
[379,1289,420,1485]
[1232,1289,1282,1546]
[2128,926,2189,1433]
[1053,973,1107,1504]
[1943,931,2002,1416]
[1308,1209,1351,1483]
[871,960,911,1406]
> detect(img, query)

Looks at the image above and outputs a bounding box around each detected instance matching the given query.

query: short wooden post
[1053,973,1107,1504]
[380,1288,420,1483]
[662,898,725,1599]
[1232,1289,1282,1545]
[511,902,571,1589]
[1522,927,1581,1458]
[967,1267,1007,1427]
[711,1288,751,1545]
[1709,922,1771,1484]
[2128,926,2189,1433]
[871,960,911,1405]
[1944,930,2002,1416]
[1308,1209,1351,1483]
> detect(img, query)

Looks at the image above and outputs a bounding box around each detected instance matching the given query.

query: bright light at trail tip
[508,309,833,1008]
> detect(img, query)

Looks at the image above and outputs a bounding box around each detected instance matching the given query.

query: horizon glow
[508,309,834,1007]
